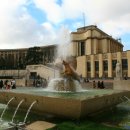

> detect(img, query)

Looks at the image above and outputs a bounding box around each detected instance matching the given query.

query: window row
[87,59,128,71]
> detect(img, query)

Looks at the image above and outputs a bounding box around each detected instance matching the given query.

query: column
[108,53,112,78]
[127,51,130,77]
[99,54,103,78]
[91,55,95,78]
[76,56,86,77]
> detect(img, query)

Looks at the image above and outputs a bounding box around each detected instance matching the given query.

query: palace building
[70,25,130,78]
[0,25,129,79]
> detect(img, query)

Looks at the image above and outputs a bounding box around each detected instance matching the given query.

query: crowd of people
[33,78,48,87]
[0,79,16,90]
[93,80,105,89]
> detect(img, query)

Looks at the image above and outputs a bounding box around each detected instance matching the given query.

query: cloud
[33,0,63,24]
[0,0,130,50]
[0,0,71,49]
[33,0,130,38]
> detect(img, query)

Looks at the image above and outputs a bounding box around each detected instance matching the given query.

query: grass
[0,104,129,130]
[48,120,125,130]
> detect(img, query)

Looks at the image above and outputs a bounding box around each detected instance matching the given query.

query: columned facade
[76,51,129,78]
[72,25,129,79]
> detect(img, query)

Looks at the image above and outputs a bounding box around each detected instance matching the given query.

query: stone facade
[71,25,129,78]
[0,25,129,79]
[0,45,57,72]
[76,51,130,78]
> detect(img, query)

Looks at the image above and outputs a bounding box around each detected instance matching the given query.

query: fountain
[0,31,130,129]
[0,97,15,121]
[11,99,25,123]
[23,100,37,123]
[47,60,81,92]
[0,58,129,120]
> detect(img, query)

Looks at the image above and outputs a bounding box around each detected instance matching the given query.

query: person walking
[97,81,101,89]
[93,80,96,88]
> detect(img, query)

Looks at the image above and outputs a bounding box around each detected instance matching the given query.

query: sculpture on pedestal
[116,61,122,78]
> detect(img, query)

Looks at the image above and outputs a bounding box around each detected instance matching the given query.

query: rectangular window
[78,41,85,56]
[87,62,91,72]
[112,60,117,70]
[95,61,99,71]
[81,42,85,56]
[122,59,128,70]
[103,60,108,71]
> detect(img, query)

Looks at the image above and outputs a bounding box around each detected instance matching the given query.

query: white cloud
[1,0,130,49]
[33,0,63,24]
[33,0,130,35]
[0,0,58,49]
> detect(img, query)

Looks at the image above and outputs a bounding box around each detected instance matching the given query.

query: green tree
[25,47,43,65]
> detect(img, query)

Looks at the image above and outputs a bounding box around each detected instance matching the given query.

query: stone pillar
[93,39,97,54]
[108,53,112,78]
[86,39,91,55]
[127,51,130,77]
[78,42,81,56]
[91,55,95,78]
[99,54,103,78]
[76,56,86,77]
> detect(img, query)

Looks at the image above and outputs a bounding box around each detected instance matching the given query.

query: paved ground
[81,79,114,89]
[26,121,56,130]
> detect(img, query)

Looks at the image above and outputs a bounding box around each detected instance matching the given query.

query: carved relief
[94,55,99,60]
[103,54,108,59]
[122,52,127,58]
[87,56,90,60]
[112,53,117,59]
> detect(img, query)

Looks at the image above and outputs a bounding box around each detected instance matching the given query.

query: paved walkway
[26,121,56,130]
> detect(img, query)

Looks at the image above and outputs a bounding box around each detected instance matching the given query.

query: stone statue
[116,61,122,78]
[62,60,80,82]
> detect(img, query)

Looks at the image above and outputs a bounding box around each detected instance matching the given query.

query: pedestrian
[101,81,105,89]
[11,79,16,89]
[97,81,101,89]
[93,80,96,88]
[0,80,3,89]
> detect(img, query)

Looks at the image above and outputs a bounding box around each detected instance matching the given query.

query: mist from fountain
[45,26,84,92]
[0,97,15,121]
[11,99,25,123]
[46,78,82,92]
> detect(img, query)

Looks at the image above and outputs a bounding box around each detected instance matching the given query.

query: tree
[25,47,43,65]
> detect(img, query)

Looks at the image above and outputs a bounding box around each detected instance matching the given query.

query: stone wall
[113,79,130,91]
[0,70,26,78]
[0,90,129,119]
[26,64,60,80]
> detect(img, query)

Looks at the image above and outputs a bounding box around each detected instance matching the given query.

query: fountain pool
[0,87,130,120]
[1,97,130,130]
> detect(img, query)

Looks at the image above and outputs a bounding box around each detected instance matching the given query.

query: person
[4,80,8,89]
[97,81,101,89]
[100,81,105,89]
[11,79,16,89]
[0,80,3,89]
[6,80,11,90]
[93,80,96,88]
[33,80,36,87]
[124,74,127,80]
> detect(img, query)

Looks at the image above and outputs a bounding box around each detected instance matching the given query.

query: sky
[0,0,130,50]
